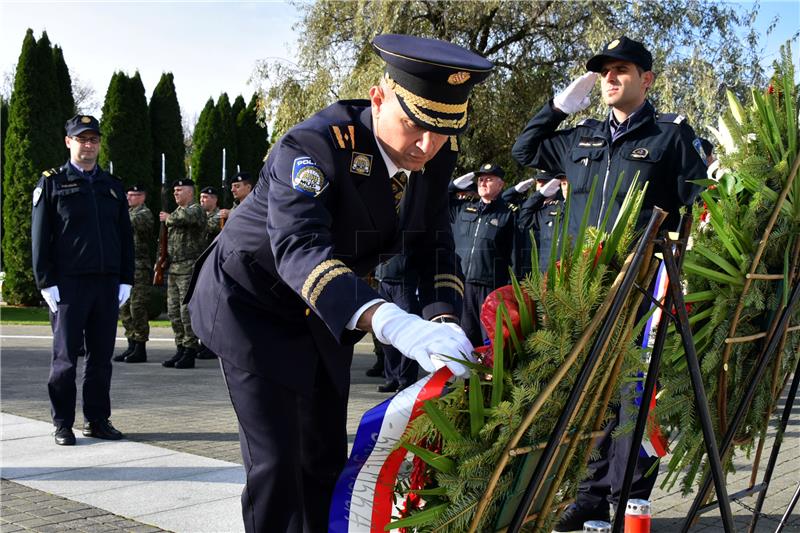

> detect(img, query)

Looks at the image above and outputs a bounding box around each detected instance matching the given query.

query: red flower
[768,83,775,95]
[479,285,535,349]
[398,438,441,532]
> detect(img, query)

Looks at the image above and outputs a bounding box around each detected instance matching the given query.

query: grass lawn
[1,306,170,328]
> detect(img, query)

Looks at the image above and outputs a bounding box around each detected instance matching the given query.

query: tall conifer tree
[99,71,152,188]
[52,45,75,126]
[149,72,185,211]
[216,93,237,179]
[190,97,224,191]
[236,93,269,177]
[2,30,65,304]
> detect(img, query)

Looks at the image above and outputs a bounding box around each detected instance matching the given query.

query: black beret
[65,115,101,137]
[231,172,253,184]
[172,178,195,187]
[371,34,494,135]
[200,186,219,196]
[126,183,147,193]
[475,162,505,180]
[536,169,567,182]
[586,36,653,73]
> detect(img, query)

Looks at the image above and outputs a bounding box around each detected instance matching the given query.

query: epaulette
[41,167,60,179]
[449,136,459,152]
[508,203,520,212]
[577,118,603,128]
[657,113,685,125]
[329,124,356,150]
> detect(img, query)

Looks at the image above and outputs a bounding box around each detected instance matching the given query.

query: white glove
[553,72,598,114]
[514,178,536,194]
[371,302,474,378]
[41,286,60,313]
[118,283,132,307]
[539,178,562,197]
[453,172,476,190]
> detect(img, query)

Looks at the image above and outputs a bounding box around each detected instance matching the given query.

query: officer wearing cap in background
[159,178,206,370]
[187,34,493,531]
[114,183,155,364]
[512,36,707,529]
[31,114,134,446]
[449,162,516,347]
[199,185,222,245]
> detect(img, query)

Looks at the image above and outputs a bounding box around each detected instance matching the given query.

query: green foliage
[254,0,764,182]
[99,71,153,190]
[216,93,238,180]
[191,96,228,191]
[2,29,65,304]
[149,72,185,211]
[52,45,75,126]
[236,93,269,177]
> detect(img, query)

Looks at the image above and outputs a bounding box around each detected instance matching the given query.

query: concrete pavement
[1,324,798,532]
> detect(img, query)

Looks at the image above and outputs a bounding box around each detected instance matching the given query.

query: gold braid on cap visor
[384,74,468,130]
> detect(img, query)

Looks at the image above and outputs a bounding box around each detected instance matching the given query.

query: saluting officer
[188,34,493,532]
[449,163,516,347]
[199,185,222,245]
[512,36,707,529]
[32,114,134,446]
[114,183,155,363]
[159,178,206,369]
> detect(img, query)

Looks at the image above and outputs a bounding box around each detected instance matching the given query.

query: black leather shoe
[195,346,217,360]
[174,348,197,369]
[54,426,75,446]
[113,339,134,362]
[553,504,610,532]
[377,382,399,393]
[124,341,147,363]
[365,360,385,377]
[83,420,124,440]
[162,346,185,367]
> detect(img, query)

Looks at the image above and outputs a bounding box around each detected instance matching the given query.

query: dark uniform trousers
[48,274,119,428]
[462,283,494,347]
[376,281,420,387]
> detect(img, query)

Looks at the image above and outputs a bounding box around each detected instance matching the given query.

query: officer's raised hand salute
[187,34,492,532]
[31,115,134,446]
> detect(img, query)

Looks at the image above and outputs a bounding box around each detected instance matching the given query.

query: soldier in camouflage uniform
[114,183,154,363]
[159,178,206,369]
[199,185,222,246]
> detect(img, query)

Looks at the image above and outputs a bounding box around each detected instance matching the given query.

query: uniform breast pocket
[569,147,605,193]
[55,187,87,218]
[96,188,124,220]
[619,147,665,200]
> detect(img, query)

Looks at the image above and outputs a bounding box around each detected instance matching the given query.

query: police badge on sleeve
[32,186,43,206]
[292,156,327,197]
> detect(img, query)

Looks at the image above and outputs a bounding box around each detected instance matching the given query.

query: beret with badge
[371,34,494,135]
[231,172,254,184]
[172,178,194,187]
[586,35,653,73]
[200,186,220,196]
[126,183,147,193]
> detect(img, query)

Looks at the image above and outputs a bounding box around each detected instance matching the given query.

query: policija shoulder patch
[292,156,327,197]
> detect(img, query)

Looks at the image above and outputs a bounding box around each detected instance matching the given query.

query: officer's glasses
[72,136,100,145]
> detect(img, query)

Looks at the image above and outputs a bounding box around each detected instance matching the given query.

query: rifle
[220,148,228,228]
[153,153,169,286]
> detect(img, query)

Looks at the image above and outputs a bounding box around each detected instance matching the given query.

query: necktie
[390,171,408,212]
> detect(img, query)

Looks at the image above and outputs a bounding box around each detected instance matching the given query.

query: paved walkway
[1,325,798,532]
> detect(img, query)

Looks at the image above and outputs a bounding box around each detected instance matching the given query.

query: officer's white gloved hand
[539,178,562,197]
[553,72,599,114]
[371,302,474,378]
[514,178,536,194]
[41,286,60,313]
[118,284,132,307]
[452,172,476,190]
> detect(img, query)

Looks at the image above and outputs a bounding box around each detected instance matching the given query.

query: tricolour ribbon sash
[329,367,453,533]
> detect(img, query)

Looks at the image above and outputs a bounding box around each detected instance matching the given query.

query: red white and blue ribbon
[637,260,669,458]
[328,368,453,533]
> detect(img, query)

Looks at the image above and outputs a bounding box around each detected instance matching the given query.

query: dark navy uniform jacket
[31,162,134,289]
[512,99,706,232]
[188,100,463,395]
[374,253,418,286]
[448,184,515,288]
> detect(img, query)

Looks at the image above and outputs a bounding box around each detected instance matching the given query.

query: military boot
[174,347,197,369]
[162,346,185,368]
[124,341,147,363]
[113,339,135,362]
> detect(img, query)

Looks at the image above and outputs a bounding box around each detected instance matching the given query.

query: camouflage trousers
[167,270,198,349]
[120,268,151,342]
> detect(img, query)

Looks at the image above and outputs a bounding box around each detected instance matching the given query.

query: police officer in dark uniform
[187,34,492,532]
[449,163,516,347]
[31,115,134,446]
[512,36,707,529]
[373,254,420,393]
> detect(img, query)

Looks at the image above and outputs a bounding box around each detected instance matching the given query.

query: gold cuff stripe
[435,273,464,290]
[309,266,352,308]
[434,280,464,297]
[385,74,468,115]
[302,259,346,301]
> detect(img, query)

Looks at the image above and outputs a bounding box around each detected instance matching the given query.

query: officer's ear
[64,136,71,149]
[369,85,385,116]
[641,70,655,91]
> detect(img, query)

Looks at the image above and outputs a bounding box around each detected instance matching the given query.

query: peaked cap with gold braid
[371,34,494,135]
